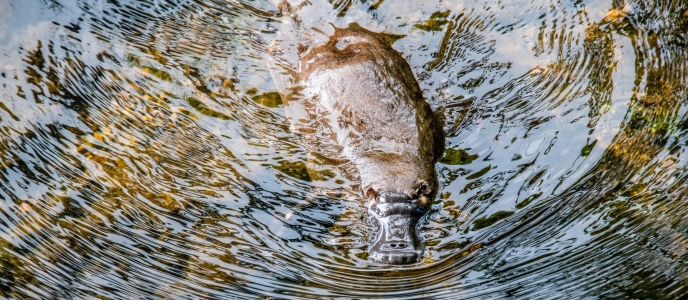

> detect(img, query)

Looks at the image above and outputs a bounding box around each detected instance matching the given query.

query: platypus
[271,23,445,264]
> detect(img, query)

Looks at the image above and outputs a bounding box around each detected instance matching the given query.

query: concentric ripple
[1,0,688,298]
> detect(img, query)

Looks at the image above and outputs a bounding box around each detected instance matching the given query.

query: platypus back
[272,23,445,264]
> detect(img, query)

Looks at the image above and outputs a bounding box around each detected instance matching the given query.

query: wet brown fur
[295,23,445,202]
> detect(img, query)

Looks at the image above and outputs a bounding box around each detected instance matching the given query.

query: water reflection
[0,0,687,298]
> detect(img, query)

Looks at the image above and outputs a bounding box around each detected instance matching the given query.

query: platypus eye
[413,181,433,201]
[363,186,378,200]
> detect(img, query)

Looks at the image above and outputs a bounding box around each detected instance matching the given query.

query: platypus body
[274,23,445,264]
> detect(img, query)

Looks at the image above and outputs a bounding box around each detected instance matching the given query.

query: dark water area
[1,0,688,298]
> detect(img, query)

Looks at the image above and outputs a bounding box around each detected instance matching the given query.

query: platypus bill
[270,23,445,264]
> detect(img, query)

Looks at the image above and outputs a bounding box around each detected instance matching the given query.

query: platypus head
[295,23,445,264]
[360,155,439,264]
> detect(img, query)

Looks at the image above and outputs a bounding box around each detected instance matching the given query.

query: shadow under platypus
[270,23,445,264]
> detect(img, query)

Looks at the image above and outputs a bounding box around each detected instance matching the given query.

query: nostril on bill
[385,243,409,250]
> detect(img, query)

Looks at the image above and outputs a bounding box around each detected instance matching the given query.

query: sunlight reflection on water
[0,0,688,298]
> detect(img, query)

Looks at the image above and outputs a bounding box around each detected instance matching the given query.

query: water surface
[1,0,688,298]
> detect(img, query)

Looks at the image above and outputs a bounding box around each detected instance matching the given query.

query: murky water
[1,0,687,298]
